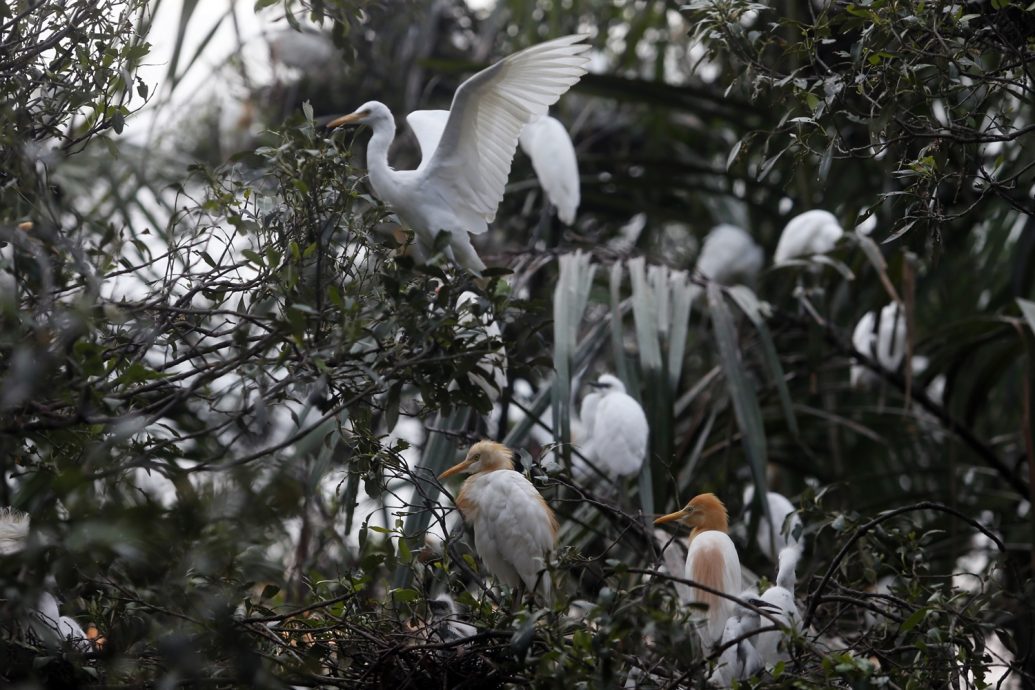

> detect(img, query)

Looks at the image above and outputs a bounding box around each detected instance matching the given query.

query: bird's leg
[510,583,525,614]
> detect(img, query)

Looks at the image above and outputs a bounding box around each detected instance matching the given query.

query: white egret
[519,113,580,224]
[708,602,764,687]
[329,35,591,272]
[773,210,844,264]
[850,302,906,387]
[439,441,558,600]
[695,224,764,288]
[456,291,508,403]
[428,593,477,644]
[655,493,743,648]
[578,374,649,479]
[753,545,803,666]
[742,486,803,561]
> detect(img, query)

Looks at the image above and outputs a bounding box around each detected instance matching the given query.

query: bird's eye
[470,453,480,462]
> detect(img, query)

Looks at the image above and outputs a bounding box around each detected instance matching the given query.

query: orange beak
[438,459,471,481]
[654,508,689,525]
[328,110,369,128]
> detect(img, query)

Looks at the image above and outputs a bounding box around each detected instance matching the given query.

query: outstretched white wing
[405,109,450,171]
[519,114,580,224]
[420,34,590,230]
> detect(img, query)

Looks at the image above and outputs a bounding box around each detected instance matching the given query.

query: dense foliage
[1,0,1033,687]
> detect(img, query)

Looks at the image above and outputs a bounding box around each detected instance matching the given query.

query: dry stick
[802,501,1005,629]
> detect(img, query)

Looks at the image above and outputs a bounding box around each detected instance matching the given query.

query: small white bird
[427,593,478,644]
[578,374,649,479]
[773,210,844,264]
[32,591,91,650]
[742,486,803,561]
[753,545,803,666]
[329,35,591,272]
[518,113,580,224]
[439,441,558,600]
[655,493,743,648]
[708,603,764,687]
[850,303,906,387]
[695,224,764,288]
[455,291,508,403]
[0,506,30,555]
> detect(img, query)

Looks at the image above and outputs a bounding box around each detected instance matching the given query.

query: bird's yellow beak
[438,459,471,481]
[328,110,370,128]
[654,508,689,525]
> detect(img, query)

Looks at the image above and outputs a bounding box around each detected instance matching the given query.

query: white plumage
[330,35,591,272]
[578,374,649,479]
[440,441,557,600]
[850,302,906,387]
[773,210,844,264]
[0,506,30,555]
[742,486,803,561]
[708,604,764,687]
[455,291,508,403]
[753,546,803,666]
[695,224,764,287]
[518,114,580,224]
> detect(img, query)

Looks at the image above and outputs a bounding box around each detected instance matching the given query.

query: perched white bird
[439,441,558,599]
[0,506,30,555]
[655,493,743,648]
[577,374,649,479]
[753,546,803,666]
[708,603,764,687]
[32,591,91,650]
[455,291,508,403]
[329,35,591,272]
[427,593,478,644]
[742,486,803,561]
[773,210,844,264]
[695,224,764,288]
[518,113,580,224]
[850,303,906,387]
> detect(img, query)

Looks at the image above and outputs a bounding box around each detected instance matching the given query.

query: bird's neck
[689,521,727,543]
[365,117,397,202]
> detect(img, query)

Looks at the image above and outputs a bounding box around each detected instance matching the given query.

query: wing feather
[420,34,590,228]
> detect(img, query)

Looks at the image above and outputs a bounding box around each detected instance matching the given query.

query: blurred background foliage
[1,0,1033,687]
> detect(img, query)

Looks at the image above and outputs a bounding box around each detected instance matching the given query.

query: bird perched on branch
[578,374,648,480]
[694,224,764,291]
[329,35,591,272]
[753,545,804,666]
[655,493,743,648]
[439,441,558,601]
[850,302,906,388]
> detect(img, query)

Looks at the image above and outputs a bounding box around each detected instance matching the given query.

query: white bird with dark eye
[329,35,591,273]
[439,441,558,601]
[742,486,803,561]
[773,210,844,264]
[578,374,649,479]
[695,224,764,288]
[655,493,743,648]
[519,113,580,225]
[850,302,906,388]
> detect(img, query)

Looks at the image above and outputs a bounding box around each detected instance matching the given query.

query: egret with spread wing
[329,35,591,272]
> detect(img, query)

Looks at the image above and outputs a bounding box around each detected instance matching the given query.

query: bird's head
[328,101,392,128]
[438,440,514,480]
[588,373,625,394]
[654,492,729,534]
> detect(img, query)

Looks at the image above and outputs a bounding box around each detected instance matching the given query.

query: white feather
[742,487,803,561]
[519,114,580,224]
[0,506,30,556]
[695,224,764,287]
[773,210,844,264]
[685,531,743,648]
[578,374,648,478]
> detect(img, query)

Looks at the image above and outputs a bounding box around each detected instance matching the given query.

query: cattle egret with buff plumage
[439,441,558,600]
[655,493,743,648]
